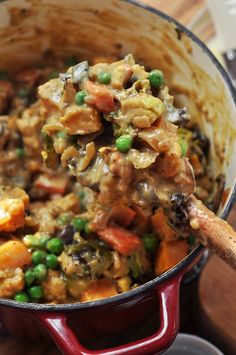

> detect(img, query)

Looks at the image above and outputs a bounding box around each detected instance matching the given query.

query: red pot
[0,0,236,354]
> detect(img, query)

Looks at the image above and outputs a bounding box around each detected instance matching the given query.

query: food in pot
[0,55,225,303]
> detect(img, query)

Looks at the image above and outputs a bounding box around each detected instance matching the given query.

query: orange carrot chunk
[155,240,189,275]
[98,227,142,255]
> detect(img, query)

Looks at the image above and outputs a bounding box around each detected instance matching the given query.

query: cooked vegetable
[142,233,159,253]
[14,292,29,302]
[45,254,59,269]
[97,71,111,84]
[0,54,223,304]
[33,264,47,281]
[155,240,189,275]
[148,69,164,88]
[0,241,32,269]
[16,147,25,158]
[28,285,44,300]
[24,269,35,286]
[72,217,87,232]
[80,279,118,302]
[75,90,86,105]
[98,227,142,256]
[115,134,132,153]
[32,250,47,265]
[46,238,64,255]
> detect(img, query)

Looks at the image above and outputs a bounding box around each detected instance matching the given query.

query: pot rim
[0,0,236,312]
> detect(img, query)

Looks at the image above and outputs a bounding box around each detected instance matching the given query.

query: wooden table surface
[2,1,234,355]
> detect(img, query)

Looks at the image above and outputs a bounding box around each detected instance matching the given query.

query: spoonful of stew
[38,54,236,269]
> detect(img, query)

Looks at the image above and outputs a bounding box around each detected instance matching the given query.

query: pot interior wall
[0,0,236,214]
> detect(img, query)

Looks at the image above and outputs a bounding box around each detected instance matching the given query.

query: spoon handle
[186,195,236,270]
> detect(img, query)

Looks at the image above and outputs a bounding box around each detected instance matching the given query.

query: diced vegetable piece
[97,71,111,84]
[28,285,43,300]
[72,217,87,232]
[98,227,142,255]
[0,241,32,270]
[111,64,133,89]
[148,69,164,88]
[46,254,59,269]
[80,279,118,302]
[115,134,132,153]
[85,80,115,113]
[0,199,25,232]
[179,140,188,156]
[128,149,158,169]
[116,276,132,293]
[38,78,64,111]
[42,270,66,302]
[24,269,35,286]
[34,174,68,195]
[75,90,86,105]
[14,292,29,302]
[32,250,47,265]
[33,264,48,281]
[142,233,159,253]
[60,105,102,135]
[155,240,189,275]
[109,205,136,227]
[15,147,25,158]
[46,238,64,255]
[151,208,178,241]
[23,234,50,249]
[0,268,24,298]
[121,94,165,128]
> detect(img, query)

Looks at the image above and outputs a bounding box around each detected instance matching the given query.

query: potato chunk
[80,279,118,302]
[0,241,32,270]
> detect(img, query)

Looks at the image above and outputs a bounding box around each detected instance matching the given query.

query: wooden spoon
[186,194,236,270]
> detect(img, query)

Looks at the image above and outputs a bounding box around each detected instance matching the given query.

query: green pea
[179,140,188,156]
[33,264,47,281]
[0,70,9,80]
[28,285,43,300]
[32,250,47,265]
[97,71,111,85]
[64,56,78,67]
[46,238,64,255]
[56,214,71,226]
[16,148,25,159]
[142,233,159,253]
[188,234,196,246]
[38,236,51,249]
[46,254,59,269]
[115,135,132,153]
[77,190,85,199]
[23,235,50,249]
[72,217,87,232]
[14,292,29,302]
[75,90,86,105]
[48,70,59,79]
[148,69,164,88]
[24,269,35,286]
[18,87,30,99]
[56,131,67,139]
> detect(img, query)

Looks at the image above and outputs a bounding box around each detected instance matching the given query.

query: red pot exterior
[0,267,189,355]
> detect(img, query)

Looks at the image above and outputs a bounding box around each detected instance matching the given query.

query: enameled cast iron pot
[0,1,236,354]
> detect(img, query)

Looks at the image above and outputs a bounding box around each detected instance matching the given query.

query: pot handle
[36,274,182,355]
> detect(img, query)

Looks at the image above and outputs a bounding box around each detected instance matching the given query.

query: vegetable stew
[0,54,224,303]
